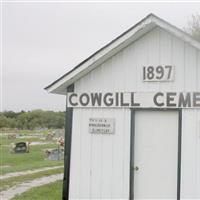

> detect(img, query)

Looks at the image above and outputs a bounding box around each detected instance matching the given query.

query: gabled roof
[45,13,200,95]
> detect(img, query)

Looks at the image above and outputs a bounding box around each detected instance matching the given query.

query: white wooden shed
[45,14,200,199]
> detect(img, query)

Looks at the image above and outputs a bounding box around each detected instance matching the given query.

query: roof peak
[45,14,200,94]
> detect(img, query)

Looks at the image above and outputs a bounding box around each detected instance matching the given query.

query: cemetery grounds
[0,129,64,199]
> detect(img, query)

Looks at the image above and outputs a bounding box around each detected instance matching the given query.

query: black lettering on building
[91,93,102,106]
[69,93,78,106]
[79,93,90,106]
[153,92,164,107]
[115,93,119,106]
[167,92,176,107]
[131,92,140,107]
[193,92,200,107]
[103,93,114,106]
[120,93,129,107]
[178,93,191,107]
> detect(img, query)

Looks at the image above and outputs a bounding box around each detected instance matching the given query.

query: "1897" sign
[143,65,174,82]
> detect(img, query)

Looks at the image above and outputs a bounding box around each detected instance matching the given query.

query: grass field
[12,180,63,200]
[0,133,63,174]
[1,167,64,191]
[0,130,64,199]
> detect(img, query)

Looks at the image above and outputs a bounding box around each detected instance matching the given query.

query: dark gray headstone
[13,142,29,153]
[46,148,64,160]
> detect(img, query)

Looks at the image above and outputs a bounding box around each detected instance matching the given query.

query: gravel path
[0,173,63,200]
[0,166,63,180]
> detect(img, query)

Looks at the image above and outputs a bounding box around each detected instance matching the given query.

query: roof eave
[45,15,157,94]
[45,14,200,95]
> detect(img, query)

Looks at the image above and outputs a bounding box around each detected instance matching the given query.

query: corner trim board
[62,84,74,200]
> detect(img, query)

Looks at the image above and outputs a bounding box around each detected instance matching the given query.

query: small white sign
[89,118,115,134]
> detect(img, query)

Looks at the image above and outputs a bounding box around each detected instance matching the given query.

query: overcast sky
[1,1,200,112]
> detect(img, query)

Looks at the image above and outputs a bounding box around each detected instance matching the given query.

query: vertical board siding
[171,35,185,91]
[181,110,198,198]
[69,109,81,198]
[181,109,200,199]
[159,28,173,91]
[79,110,92,198]
[197,52,200,90]
[197,53,200,198]
[69,108,130,199]
[184,44,197,91]
[197,110,200,198]
[69,27,200,199]
[75,27,200,93]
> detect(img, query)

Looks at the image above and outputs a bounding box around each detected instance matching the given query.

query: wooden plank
[184,44,197,90]
[69,109,81,198]
[181,110,198,198]
[63,84,74,200]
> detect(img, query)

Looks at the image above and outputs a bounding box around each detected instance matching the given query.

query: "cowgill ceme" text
[67,92,200,108]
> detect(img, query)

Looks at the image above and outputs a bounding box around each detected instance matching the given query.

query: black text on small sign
[89,118,115,134]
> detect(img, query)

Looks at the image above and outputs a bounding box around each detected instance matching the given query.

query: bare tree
[184,14,200,41]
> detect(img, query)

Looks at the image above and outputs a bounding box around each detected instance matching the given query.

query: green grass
[12,180,63,200]
[0,129,35,134]
[0,130,64,199]
[0,129,54,135]
[0,135,63,174]
[0,135,43,146]
[1,167,64,191]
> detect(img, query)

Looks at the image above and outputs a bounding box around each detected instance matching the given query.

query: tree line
[0,110,65,129]
[184,14,200,42]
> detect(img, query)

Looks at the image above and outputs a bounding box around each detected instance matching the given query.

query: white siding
[181,110,199,198]
[69,108,130,199]
[69,27,200,199]
[75,28,200,93]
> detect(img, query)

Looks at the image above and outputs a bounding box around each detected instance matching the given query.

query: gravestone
[12,142,30,153]
[8,134,16,140]
[45,148,64,160]
[53,129,64,138]
[45,133,54,141]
